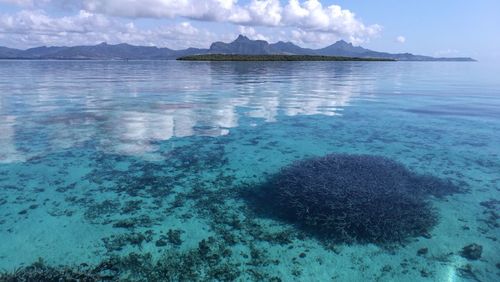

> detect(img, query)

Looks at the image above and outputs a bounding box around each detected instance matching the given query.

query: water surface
[0,60,499,281]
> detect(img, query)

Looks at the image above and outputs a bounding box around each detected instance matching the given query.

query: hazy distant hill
[0,46,23,58]
[0,35,475,61]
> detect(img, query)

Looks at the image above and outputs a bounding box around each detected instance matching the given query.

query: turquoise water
[0,60,498,281]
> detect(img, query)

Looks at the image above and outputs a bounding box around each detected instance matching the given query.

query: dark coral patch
[460,243,483,260]
[252,154,461,244]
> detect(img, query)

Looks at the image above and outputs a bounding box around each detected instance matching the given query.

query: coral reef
[253,153,461,244]
[102,231,153,252]
[456,264,482,281]
[166,229,183,246]
[0,237,267,281]
[417,248,428,256]
[479,199,499,230]
[0,258,117,281]
[460,243,483,260]
[0,138,478,280]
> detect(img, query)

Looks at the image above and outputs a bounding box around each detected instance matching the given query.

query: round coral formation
[264,154,460,244]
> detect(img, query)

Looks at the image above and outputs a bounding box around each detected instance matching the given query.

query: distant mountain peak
[332,40,353,47]
[234,35,250,42]
[116,43,133,47]
[274,41,296,46]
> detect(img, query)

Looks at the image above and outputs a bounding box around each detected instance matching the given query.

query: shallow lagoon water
[0,60,499,281]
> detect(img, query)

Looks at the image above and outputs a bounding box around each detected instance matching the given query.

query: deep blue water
[0,60,499,281]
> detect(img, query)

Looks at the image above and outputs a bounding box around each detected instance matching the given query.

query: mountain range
[0,35,475,61]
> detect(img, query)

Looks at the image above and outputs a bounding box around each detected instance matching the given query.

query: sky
[0,0,498,60]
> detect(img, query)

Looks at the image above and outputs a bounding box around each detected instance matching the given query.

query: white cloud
[396,35,406,43]
[283,0,381,37]
[0,9,221,49]
[82,0,239,20]
[245,0,282,26]
[238,26,269,41]
[0,1,381,48]
[291,29,332,44]
[82,0,380,42]
[0,9,111,38]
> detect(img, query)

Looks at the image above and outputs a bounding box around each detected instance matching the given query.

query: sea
[0,60,498,281]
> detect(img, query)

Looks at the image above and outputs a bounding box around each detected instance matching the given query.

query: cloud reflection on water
[0,61,377,160]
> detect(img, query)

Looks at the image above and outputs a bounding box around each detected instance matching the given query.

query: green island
[177,54,395,61]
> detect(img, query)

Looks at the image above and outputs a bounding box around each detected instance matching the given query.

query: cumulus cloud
[82,0,380,41]
[1,9,111,33]
[290,29,342,45]
[238,26,269,41]
[0,9,219,49]
[396,35,406,43]
[82,0,240,20]
[0,0,381,48]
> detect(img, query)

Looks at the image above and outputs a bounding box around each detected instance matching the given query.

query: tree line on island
[177,54,395,61]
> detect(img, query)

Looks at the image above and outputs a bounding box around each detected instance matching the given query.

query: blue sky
[0,0,498,60]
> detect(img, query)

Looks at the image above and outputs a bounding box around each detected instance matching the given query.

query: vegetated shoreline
[177,54,396,62]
